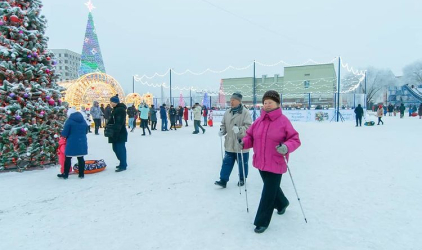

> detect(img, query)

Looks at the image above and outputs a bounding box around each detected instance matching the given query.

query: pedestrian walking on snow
[215,92,252,188]
[192,103,205,134]
[127,104,136,132]
[377,105,384,125]
[400,103,405,118]
[242,90,301,234]
[354,104,363,127]
[139,102,151,135]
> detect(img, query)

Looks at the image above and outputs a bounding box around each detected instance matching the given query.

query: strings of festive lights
[134,58,366,97]
[135,58,339,80]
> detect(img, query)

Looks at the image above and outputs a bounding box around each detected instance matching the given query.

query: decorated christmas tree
[79,0,106,75]
[178,92,185,107]
[0,0,66,171]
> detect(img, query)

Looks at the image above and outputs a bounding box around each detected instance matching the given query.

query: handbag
[104,124,115,137]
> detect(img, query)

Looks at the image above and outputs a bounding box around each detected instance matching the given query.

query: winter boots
[237,180,244,186]
[276,200,289,215]
[214,180,227,188]
[57,174,68,179]
[254,226,267,234]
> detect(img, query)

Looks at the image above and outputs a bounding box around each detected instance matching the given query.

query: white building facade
[51,49,81,82]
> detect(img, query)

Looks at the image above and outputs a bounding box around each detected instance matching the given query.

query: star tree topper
[85,0,96,12]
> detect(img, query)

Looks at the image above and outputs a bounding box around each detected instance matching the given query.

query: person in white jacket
[80,106,92,133]
[192,103,205,134]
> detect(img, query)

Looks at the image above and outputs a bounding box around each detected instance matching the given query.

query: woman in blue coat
[57,108,88,179]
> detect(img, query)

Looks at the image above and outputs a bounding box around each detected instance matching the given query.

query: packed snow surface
[1,114,421,250]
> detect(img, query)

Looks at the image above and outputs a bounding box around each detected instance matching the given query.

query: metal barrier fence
[151,93,366,110]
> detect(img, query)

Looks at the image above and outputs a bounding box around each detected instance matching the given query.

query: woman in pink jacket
[242,90,301,233]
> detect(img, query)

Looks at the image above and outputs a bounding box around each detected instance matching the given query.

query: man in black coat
[104,104,112,125]
[399,103,405,118]
[107,95,128,172]
[354,104,364,127]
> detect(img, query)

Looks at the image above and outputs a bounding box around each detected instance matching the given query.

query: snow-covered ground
[1,114,421,250]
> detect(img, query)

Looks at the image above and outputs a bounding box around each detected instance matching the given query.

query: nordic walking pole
[234,124,249,212]
[283,155,307,223]
[220,129,224,162]
[234,135,242,195]
[238,139,249,213]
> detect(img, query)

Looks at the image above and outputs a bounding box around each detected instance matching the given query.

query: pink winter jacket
[242,108,301,174]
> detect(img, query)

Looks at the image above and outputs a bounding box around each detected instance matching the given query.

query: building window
[304,80,310,88]
[59,54,61,57]
[65,60,68,63]
[65,66,69,70]
[65,73,69,76]
[59,66,62,70]
[64,54,68,57]
[304,73,310,76]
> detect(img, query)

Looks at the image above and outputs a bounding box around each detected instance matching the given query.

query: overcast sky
[41,0,421,97]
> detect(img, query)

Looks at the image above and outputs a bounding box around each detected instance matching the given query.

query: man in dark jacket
[107,95,128,172]
[100,104,105,127]
[160,104,168,131]
[127,104,136,131]
[150,105,158,130]
[104,104,112,125]
[169,105,177,130]
[177,106,183,125]
[354,104,364,127]
[399,103,405,118]
[387,104,394,116]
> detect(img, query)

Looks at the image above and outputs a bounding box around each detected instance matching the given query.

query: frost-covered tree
[402,60,422,86]
[0,0,66,171]
[361,67,396,107]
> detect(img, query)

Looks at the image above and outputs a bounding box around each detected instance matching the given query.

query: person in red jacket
[242,90,301,234]
[183,107,189,127]
[202,106,208,126]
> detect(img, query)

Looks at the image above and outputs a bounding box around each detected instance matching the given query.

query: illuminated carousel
[125,92,153,107]
[60,72,125,108]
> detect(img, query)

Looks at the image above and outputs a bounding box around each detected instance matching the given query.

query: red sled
[411,112,418,117]
[208,120,213,127]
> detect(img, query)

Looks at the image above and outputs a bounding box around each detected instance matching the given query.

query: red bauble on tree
[10,15,20,23]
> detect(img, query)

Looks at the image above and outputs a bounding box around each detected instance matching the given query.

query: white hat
[67,107,77,117]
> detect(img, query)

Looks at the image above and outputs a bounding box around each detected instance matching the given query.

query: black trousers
[133,118,137,129]
[151,121,157,130]
[64,156,85,177]
[141,119,151,134]
[377,117,384,125]
[93,119,101,134]
[355,116,362,126]
[254,170,289,227]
